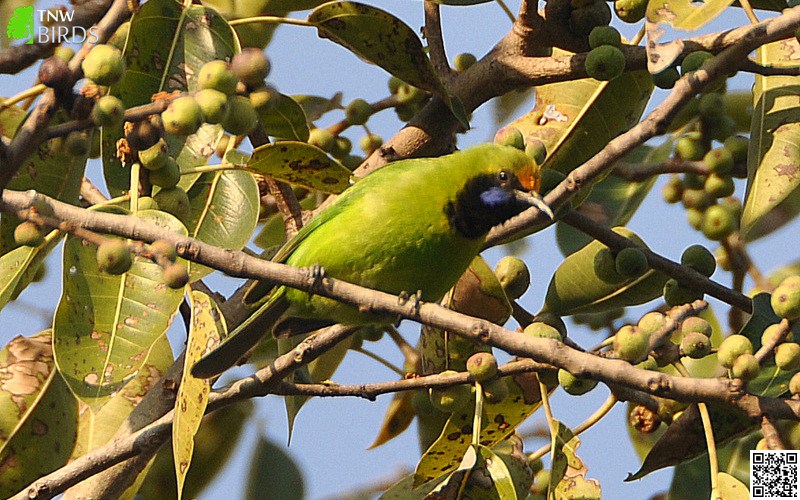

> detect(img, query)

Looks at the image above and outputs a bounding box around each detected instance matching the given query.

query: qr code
[752,450,799,499]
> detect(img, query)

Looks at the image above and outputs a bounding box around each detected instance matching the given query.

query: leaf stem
[180,164,246,175]
[130,162,140,213]
[1,83,46,110]
[738,0,760,24]
[229,16,313,28]
[352,347,405,376]
[495,0,516,22]
[473,381,484,447]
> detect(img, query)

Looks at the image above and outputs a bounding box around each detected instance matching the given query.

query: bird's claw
[397,290,423,317]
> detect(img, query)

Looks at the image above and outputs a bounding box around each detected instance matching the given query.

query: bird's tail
[191,287,289,379]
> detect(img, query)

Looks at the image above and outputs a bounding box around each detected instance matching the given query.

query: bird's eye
[498,170,509,183]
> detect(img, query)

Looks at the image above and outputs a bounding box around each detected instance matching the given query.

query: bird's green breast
[283,155,487,324]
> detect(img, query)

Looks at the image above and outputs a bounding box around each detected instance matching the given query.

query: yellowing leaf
[248,141,353,194]
[173,291,226,499]
[741,38,800,241]
[0,332,78,498]
[646,0,734,31]
[506,50,653,176]
[369,389,416,449]
[717,472,749,500]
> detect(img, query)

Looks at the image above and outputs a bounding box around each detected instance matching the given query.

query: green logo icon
[7,5,35,45]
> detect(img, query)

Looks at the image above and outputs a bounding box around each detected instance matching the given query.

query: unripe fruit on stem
[724,135,749,165]
[685,208,704,231]
[523,322,564,341]
[39,57,71,90]
[702,204,737,241]
[675,135,706,161]
[704,174,735,199]
[615,247,648,278]
[588,26,622,49]
[222,96,258,136]
[652,67,680,89]
[558,369,598,395]
[613,325,649,362]
[14,221,44,247]
[153,187,191,223]
[308,128,335,152]
[681,244,716,277]
[396,84,425,104]
[96,239,132,275]
[466,352,498,382]
[197,60,237,95]
[638,311,666,335]
[91,95,125,127]
[718,334,753,368]
[138,196,159,211]
[614,0,646,22]
[345,98,372,126]
[250,85,280,113]
[53,46,75,62]
[494,127,525,150]
[162,264,190,289]
[138,139,168,171]
[681,317,712,337]
[453,52,477,71]
[663,278,703,307]
[761,323,791,346]
[525,139,547,165]
[790,372,800,396]
[681,50,713,75]
[594,247,625,284]
[482,378,509,404]
[331,136,352,159]
[494,256,530,299]
[683,171,706,189]
[584,45,626,81]
[65,131,90,157]
[731,353,760,380]
[569,1,612,35]
[149,240,178,262]
[681,331,712,359]
[771,276,800,320]
[662,176,683,204]
[387,76,403,95]
[775,342,800,371]
[681,188,712,210]
[359,134,383,155]
[125,118,163,151]
[703,147,734,175]
[230,48,271,88]
[429,371,472,412]
[82,44,125,86]
[699,93,725,120]
[162,96,203,137]
[149,157,181,188]
[194,89,230,125]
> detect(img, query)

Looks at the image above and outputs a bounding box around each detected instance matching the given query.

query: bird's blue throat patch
[480,186,513,208]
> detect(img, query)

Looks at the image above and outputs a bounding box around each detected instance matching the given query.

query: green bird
[192,144,550,378]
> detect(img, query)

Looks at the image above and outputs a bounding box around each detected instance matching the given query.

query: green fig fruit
[584,45,626,81]
[194,88,230,125]
[148,157,181,188]
[222,96,258,136]
[230,48,271,88]
[14,221,44,247]
[161,96,203,137]
[494,256,531,299]
[466,352,498,382]
[197,60,238,96]
[91,95,125,127]
[345,98,372,126]
[96,239,132,275]
[81,44,125,86]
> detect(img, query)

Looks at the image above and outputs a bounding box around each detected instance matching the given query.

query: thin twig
[760,415,787,450]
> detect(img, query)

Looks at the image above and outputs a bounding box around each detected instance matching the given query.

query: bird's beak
[514,190,554,219]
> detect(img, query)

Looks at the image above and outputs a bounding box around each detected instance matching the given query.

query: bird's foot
[397,290,423,317]
[307,264,327,291]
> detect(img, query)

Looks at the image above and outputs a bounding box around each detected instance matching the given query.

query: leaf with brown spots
[413,376,543,487]
[248,141,353,194]
[741,37,800,241]
[369,389,416,449]
[53,209,186,411]
[173,291,225,500]
[0,331,79,498]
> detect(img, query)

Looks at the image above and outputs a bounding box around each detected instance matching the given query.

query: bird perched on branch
[192,143,550,378]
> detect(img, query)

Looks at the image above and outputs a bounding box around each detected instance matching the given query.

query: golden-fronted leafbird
[191,144,549,378]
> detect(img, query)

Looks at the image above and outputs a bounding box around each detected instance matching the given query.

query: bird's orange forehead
[517,165,540,192]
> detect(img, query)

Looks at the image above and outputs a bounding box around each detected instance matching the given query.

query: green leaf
[414,373,544,486]
[381,473,448,499]
[0,332,78,498]
[738,293,780,350]
[741,38,800,242]
[645,0,734,31]
[173,291,226,500]
[369,389,416,449]
[53,209,186,411]
[248,141,353,194]
[542,227,669,316]
[293,93,343,122]
[555,144,664,256]
[478,445,517,499]
[507,49,653,176]
[245,434,305,500]
[0,232,61,315]
[102,0,237,196]
[185,169,260,280]
[308,2,445,97]
[258,93,311,142]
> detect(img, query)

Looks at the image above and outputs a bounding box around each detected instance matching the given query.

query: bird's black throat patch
[445,173,528,239]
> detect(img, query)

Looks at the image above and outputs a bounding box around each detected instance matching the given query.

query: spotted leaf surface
[248,141,353,194]
[53,210,186,411]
